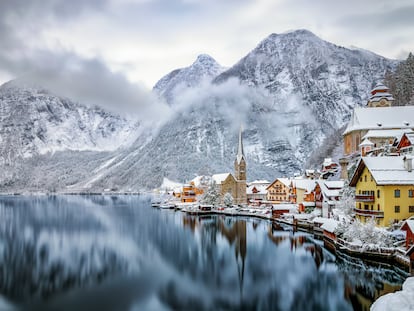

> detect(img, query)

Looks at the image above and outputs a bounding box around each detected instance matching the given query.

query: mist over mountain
[0,30,398,192]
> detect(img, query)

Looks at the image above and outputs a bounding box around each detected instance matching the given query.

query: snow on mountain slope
[107,29,395,187]
[153,54,225,105]
[0,80,141,166]
[0,30,401,192]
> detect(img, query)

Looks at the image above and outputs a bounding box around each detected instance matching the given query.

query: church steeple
[236,126,245,165]
[235,126,246,181]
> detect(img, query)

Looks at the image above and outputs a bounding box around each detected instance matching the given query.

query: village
[153,82,414,276]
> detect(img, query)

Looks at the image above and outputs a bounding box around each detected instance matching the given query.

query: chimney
[404,156,413,172]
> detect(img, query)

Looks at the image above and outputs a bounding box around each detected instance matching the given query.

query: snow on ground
[370,277,414,311]
[159,178,183,191]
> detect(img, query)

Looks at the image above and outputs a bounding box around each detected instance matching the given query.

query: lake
[0,195,407,311]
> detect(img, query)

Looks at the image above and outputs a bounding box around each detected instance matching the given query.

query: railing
[355,194,375,202]
[353,207,384,218]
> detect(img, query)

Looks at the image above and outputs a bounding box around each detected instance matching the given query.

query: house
[315,180,344,218]
[266,178,291,204]
[361,129,409,155]
[397,132,414,155]
[247,180,269,204]
[343,106,414,156]
[181,184,197,203]
[289,178,316,205]
[272,203,297,218]
[349,156,414,227]
[401,218,414,249]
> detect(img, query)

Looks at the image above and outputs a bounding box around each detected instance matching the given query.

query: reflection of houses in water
[182,215,199,232]
[219,220,246,298]
[267,224,324,268]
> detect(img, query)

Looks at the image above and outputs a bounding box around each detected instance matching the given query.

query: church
[212,127,247,205]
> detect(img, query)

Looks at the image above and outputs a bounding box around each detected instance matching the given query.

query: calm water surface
[0,195,407,311]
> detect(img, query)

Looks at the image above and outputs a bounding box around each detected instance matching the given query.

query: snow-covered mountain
[0,30,400,191]
[153,54,225,105]
[0,80,140,166]
[111,30,395,186]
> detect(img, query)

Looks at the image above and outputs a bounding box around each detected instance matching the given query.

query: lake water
[0,195,407,311]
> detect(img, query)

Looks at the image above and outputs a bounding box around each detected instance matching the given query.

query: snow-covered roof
[249,179,270,185]
[302,201,315,207]
[292,179,316,192]
[212,173,232,185]
[343,106,414,135]
[370,83,389,93]
[320,219,338,233]
[400,133,414,145]
[313,217,329,224]
[278,178,291,187]
[359,138,374,147]
[401,219,414,233]
[191,175,211,188]
[272,204,297,212]
[353,156,414,185]
[362,129,410,140]
[317,180,344,198]
[369,92,394,102]
[323,158,333,166]
[246,185,267,195]
[160,177,183,190]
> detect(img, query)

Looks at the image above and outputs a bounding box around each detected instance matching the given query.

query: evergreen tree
[385,52,414,106]
[200,181,220,206]
[223,192,234,207]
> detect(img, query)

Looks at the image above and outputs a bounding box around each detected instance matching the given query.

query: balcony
[355,194,375,202]
[353,207,384,218]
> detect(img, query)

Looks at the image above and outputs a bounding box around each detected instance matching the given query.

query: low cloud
[0,0,171,123]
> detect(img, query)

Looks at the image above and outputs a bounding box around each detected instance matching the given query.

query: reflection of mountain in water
[0,196,406,311]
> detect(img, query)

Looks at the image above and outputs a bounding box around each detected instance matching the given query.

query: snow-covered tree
[335,181,355,219]
[223,192,234,207]
[200,182,220,206]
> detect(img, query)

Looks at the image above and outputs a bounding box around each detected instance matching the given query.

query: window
[364,204,368,210]
[395,206,400,213]
[360,177,362,182]
[377,204,380,211]
[359,203,361,209]
[377,190,380,198]
[409,190,414,198]
[410,206,414,213]
[395,189,400,198]
[370,205,373,210]
[364,175,367,182]
[371,175,373,182]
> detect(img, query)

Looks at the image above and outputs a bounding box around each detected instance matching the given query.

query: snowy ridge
[0,80,141,166]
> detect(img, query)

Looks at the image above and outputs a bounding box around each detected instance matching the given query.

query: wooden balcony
[353,207,384,218]
[355,194,375,202]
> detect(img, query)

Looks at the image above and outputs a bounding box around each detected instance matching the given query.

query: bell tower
[234,126,247,205]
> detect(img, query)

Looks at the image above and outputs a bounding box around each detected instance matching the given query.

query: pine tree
[200,181,220,206]
[223,192,234,207]
[385,52,414,106]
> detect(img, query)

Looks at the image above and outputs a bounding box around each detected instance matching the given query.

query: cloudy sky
[0,0,413,114]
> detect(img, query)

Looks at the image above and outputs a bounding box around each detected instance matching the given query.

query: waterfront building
[349,156,414,227]
[211,127,247,205]
[266,178,291,203]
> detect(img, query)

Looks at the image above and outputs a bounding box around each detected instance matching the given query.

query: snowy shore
[370,277,414,311]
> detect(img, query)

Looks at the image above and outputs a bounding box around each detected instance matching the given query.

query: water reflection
[0,195,407,311]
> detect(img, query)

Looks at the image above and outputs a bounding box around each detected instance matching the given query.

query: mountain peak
[191,54,221,69]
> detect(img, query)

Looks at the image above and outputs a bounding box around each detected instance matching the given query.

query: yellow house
[349,156,414,227]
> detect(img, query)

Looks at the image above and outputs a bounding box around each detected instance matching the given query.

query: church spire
[236,126,245,164]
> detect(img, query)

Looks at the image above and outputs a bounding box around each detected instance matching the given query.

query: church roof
[343,106,414,135]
